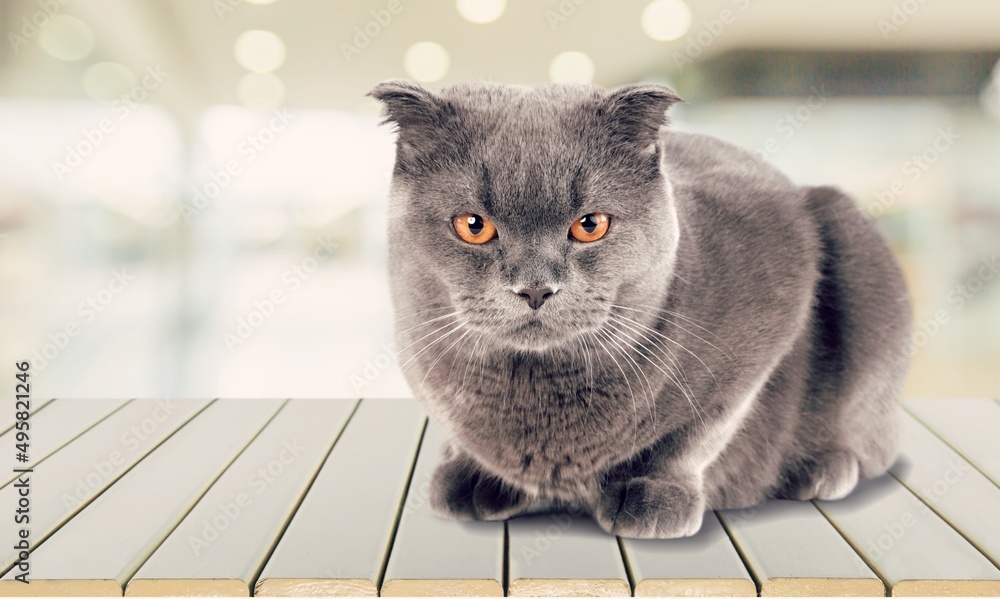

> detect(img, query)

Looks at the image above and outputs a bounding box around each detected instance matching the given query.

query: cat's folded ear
[368,80,450,131]
[600,84,683,146]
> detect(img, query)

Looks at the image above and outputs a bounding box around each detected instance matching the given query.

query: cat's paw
[788,449,860,501]
[595,476,705,539]
[430,455,529,521]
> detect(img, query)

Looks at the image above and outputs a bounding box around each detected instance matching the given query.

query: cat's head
[372,80,682,351]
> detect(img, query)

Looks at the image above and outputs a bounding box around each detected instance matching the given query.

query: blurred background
[0,0,996,399]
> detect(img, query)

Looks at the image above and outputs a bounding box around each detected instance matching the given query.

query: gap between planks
[373,417,429,595]
[243,400,363,594]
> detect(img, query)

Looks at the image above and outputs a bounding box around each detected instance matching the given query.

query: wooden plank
[0,398,129,487]
[719,499,883,597]
[125,399,357,596]
[623,511,756,597]
[0,399,285,597]
[380,423,504,597]
[0,398,55,435]
[0,400,211,573]
[905,398,1000,486]
[507,514,630,597]
[815,474,1000,596]
[255,399,425,597]
[890,412,1000,567]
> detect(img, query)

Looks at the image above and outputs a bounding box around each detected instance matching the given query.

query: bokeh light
[39,16,95,61]
[641,0,693,42]
[456,0,506,24]
[403,42,450,82]
[549,51,595,83]
[234,30,286,73]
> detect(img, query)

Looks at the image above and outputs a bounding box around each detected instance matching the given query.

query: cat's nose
[516,287,556,310]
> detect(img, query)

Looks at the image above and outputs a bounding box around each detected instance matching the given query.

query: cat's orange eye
[453,213,497,244]
[569,212,610,242]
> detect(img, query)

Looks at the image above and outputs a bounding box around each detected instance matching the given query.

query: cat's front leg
[430,450,531,521]
[594,472,705,539]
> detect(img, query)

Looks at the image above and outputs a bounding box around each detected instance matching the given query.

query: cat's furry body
[373,80,912,538]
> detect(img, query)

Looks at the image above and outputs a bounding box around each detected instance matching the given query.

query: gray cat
[371,80,912,539]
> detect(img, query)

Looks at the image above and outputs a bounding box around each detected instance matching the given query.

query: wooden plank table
[0,398,54,436]
[905,398,1000,486]
[508,514,630,596]
[380,423,506,597]
[0,400,211,574]
[889,411,1000,567]
[816,474,1000,596]
[0,398,129,488]
[719,500,883,596]
[0,397,995,597]
[0,399,284,596]
[255,399,425,597]
[623,512,756,597]
[125,399,357,596]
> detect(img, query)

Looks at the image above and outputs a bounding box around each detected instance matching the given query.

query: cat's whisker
[458,331,481,393]
[610,317,695,398]
[611,314,688,383]
[578,334,596,422]
[611,313,723,393]
[612,304,741,366]
[393,315,464,359]
[606,318,712,433]
[608,316,705,430]
[390,303,456,320]
[597,326,656,429]
[398,321,467,375]
[417,327,474,398]
[625,302,718,327]
[589,327,640,454]
[459,330,488,404]
[615,313,721,401]
[393,310,463,339]
[613,305,738,365]
[476,328,495,408]
[572,337,586,410]
[609,313,689,387]
[604,323,677,424]
[613,303,735,352]
[581,332,604,428]
[442,330,470,395]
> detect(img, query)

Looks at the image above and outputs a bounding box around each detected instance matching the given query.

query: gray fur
[371,80,912,539]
